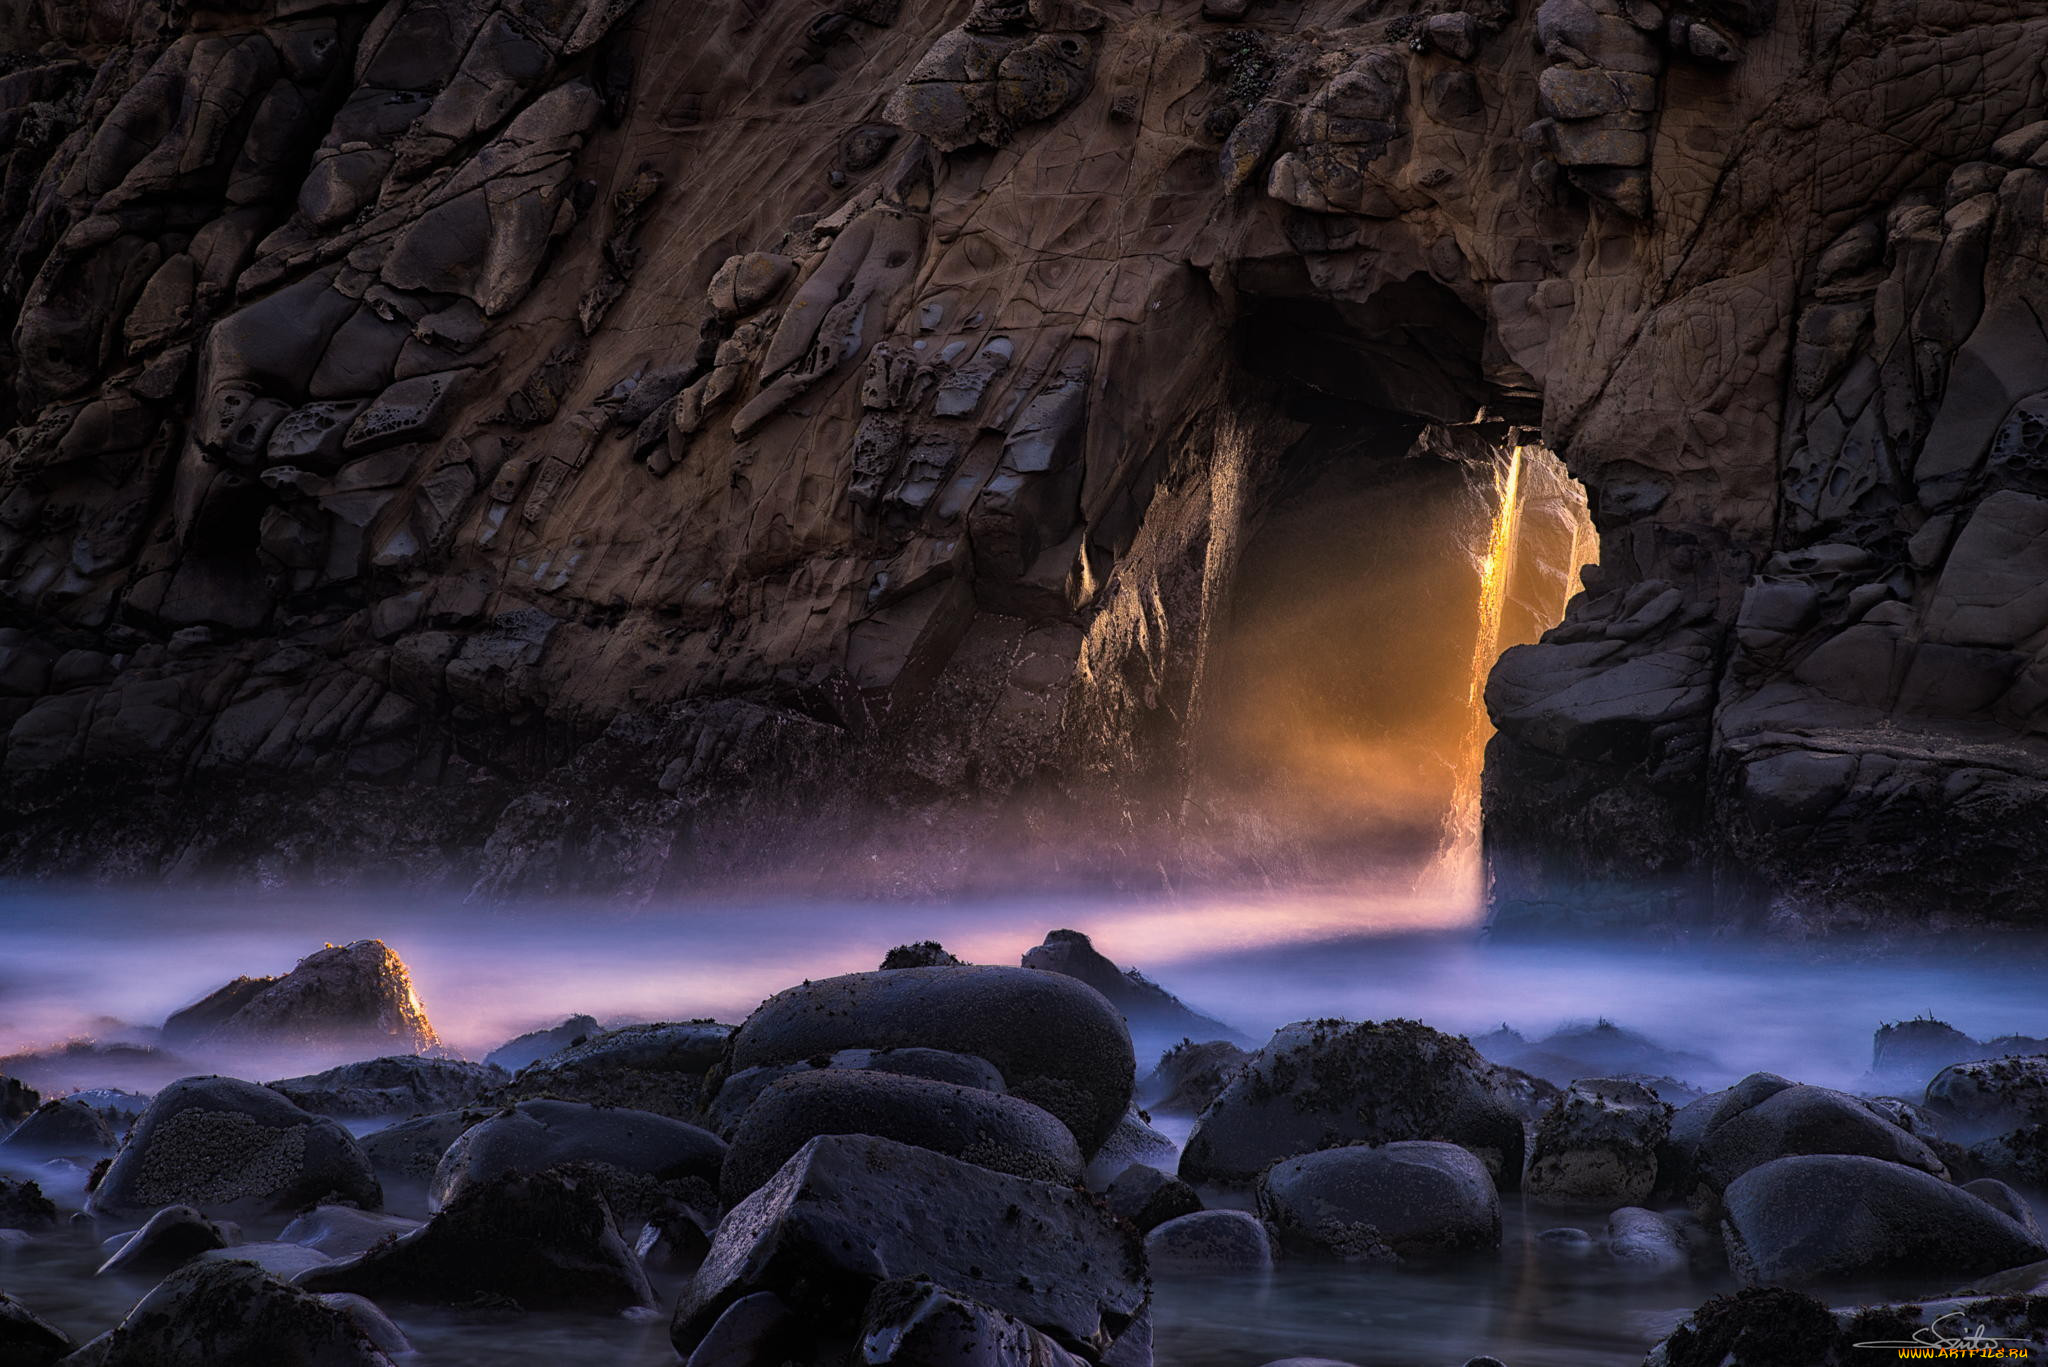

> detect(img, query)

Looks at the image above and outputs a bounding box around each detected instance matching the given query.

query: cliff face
[1,0,2044,927]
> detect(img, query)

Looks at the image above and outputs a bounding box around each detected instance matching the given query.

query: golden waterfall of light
[1418,444,1526,908]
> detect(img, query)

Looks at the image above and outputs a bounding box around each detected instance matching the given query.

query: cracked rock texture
[2,0,2047,930]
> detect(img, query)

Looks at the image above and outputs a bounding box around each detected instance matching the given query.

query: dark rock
[720,1069,1078,1203]
[357,1107,488,1185]
[1180,1019,1525,1188]
[1103,1164,1200,1233]
[97,1205,232,1276]
[197,1239,335,1281]
[1144,1209,1275,1272]
[1646,1287,1841,1367]
[1083,1106,1178,1190]
[68,1089,151,1129]
[90,1075,381,1220]
[267,1056,507,1118]
[1691,1082,1945,1209]
[683,1291,805,1367]
[1723,1154,2047,1283]
[1526,1078,1672,1203]
[0,1177,57,1230]
[671,1134,1146,1362]
[89,1259,395,1367]
[0,1098,115,1155]
[298,1167,654,1313]
[1605,1205,1688,1275]
[484,1014,599,1073]
[1021,930,1244,1046]
[707,1046,1006,1139]
[1927,1056,2048,1140]
[503,1020,732,1119]
[1258,1141,1501,1260]
[1476,1021,1714,1088]
[161,941,440,1056]
[278,1206,423,1257]
[430,1097,725,1221]
[880,941,965,969]
[0,1075,41,1125]
[859,1279,1090,1367]
[1142,1039,1249,1115]
[0,1292,70,1367]
[721,967,1134,1156]
[1872,1017,1986,1082]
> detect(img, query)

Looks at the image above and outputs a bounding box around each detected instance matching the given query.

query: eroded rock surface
[0,0,2045,929]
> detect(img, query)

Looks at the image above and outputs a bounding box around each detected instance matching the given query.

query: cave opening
[1184,284,1594,909]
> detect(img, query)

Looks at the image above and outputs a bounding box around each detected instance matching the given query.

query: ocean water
[1,881,2043,1365]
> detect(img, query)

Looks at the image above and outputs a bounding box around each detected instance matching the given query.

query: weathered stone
[1144,1209,1275,1272]
[96,1204,231,1276]
[267,1056,507,1118]
[163,940,438,1055]
[503,1020,732,1118]
[1526,1078,1672,1203]
[430,1098,725,1220]
[89,1259,395,1367]
[1258,1141,1501,1260]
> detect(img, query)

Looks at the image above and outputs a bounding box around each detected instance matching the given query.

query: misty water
[4,881,2046,1366]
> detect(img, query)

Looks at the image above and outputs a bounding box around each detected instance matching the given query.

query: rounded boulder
[431,1098,725,1219]
[1258,1141,1501,1260]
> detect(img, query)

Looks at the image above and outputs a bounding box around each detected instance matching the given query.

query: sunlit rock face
[163,940,441,1058]
[0,0,2043,929]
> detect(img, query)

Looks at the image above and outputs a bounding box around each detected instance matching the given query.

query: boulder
[859,1279,1091,1367]
[279,1206,424,1257]
[1142,1039,1250,1115]
[503,1020,733,1119]
[0,1098,116,1154]
[97,1205,232,1276]
[1144,1209,1275,1272]
[721,967,1134,1155]
[88,1259,397,1366]
[0,1076,40,1126]
[1021,929,1243,1046]
[1083,1105,1179,1190]
[161,941,439,1056]
[0,1177,57,1230]
[1927,1056,2048,1139]
[1964,1177,2044,1241]
[1258,1141,1501,1260]
[671,1134,1147,1362]
[1526,1078,1672,1203]
[267,1056,507,1118]
[1690,1082,1945,1208]
[720,1069,1079,1203]
[1103,1164,1201,1233]
[1722,1154,2048,1283]
[1180,1019,1524,1188]
[1605,1205,1688,1275]
[707,1046,1006,1139]
[1973,1123,2048,1188]
[430,1098,725,1220]
[297,1167,654,1313]
[356,1108,488,1185]
[89,1076,381,1220]
[1474,1021,1714,1088]
[200,1240,336,1280]
[484,1014,599,1073]
[0,1293,70,1367]
[684,1291,806,1366]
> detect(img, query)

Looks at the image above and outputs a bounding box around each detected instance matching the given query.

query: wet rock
[90,1075,381,1220]
[1526,1078,1672,1203]
[199,1239,335,1280]
[1103,1164,1200,1233]
[880,941,965,969]
[1927,1056,2048,1140]
[0,1292,70,1367]
[684,1290,805,1367]
[721,1069,1078,1203]
[484,1014,599,1073]
[1605,1205,1687,1275]
[1258,1141,1501,1260]
[97,1204,232,1276]
[298,1167,654,1313]
[0,1098,116,1155]
[1083,1106,1178,1190]
[708,1046,1007,1139]
[1021,930,1243,1046]
[503,1020,732,1119]
[161,941,439,1056]
[267,1056,507,1118]
[1143,1039,1250,1115]
[279,1206,423,1257]
[721,967,1134,1156]
[1690,1082,1945,1209]
[431,1097,725,1221]
[357,1107,488,1186]
[1144,1209,1275,1272]
[89,1258,396,1367]
[1723,1154,2047,1284]
[342,371,467,454]
[671,1134,1146,1362]
[0,1177,58,1230]
[1181,1019,1525,1188]
[859,1279,1091,1367]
